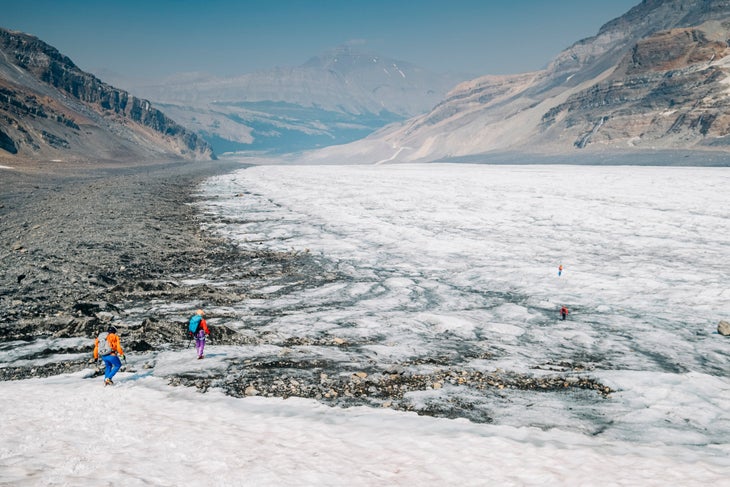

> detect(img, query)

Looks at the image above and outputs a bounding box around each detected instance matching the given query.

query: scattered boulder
[73,301,119,317]
[718,320,730,336]
[65,317,102,337]
[95,311,115,323]
[209,323,253,346]
[126,339,155,352]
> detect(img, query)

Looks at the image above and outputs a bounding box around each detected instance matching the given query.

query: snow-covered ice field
[1,372,728,486]
[3,163,729,485]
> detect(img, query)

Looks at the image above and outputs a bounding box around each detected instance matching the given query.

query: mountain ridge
[0,27,214,163]
[294,0,730,165]
[109,46,469,155]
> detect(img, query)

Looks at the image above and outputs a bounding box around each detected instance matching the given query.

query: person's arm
[201,319,210,335]
[94,338,99,360]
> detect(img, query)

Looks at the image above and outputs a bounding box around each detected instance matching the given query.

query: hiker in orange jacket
[94,326,125,385]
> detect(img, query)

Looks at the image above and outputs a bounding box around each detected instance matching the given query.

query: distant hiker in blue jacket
[189,309,210,359]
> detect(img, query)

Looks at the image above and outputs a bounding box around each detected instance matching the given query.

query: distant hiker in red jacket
[188,309,210,359]
[560,306,569,320]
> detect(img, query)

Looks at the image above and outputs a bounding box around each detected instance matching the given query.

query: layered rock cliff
[541,22,730,151]
[0,27,214,162]
[298,0,730,164]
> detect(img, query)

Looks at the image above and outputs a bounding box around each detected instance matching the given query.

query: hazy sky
[2,0,640,80]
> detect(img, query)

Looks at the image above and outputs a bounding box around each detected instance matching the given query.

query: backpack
[97,332,112,356]
[188,315,202,335]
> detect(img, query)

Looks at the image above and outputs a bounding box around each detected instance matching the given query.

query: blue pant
[102,354,122,380]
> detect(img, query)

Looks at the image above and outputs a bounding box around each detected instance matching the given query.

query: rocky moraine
[0,160,613,423]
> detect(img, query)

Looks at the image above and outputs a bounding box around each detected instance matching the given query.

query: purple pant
[195,331,206,357]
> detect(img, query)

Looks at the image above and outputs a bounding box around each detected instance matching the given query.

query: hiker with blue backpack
[188,309,210,359]
[94,326,125,385]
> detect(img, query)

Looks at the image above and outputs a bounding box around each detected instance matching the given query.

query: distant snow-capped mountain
[108,46,469,155]
[296,0,730,164]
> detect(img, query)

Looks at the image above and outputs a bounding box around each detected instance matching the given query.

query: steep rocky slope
[0,28,214,163]
[298,0,730,164]
[541,22,730,150]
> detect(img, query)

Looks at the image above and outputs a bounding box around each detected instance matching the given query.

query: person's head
[108,326,117,334]
[196,309,205,316]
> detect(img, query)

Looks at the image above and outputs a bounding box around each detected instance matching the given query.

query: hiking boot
[105,378,113,385]
[197,355,204,360]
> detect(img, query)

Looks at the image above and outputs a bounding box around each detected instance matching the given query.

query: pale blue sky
[2,1,640,79]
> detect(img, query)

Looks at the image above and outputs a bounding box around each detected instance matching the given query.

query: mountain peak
[301,45,408,73]
[111,44,469,155]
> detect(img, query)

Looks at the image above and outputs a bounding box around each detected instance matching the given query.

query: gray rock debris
[718,320,730,336]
